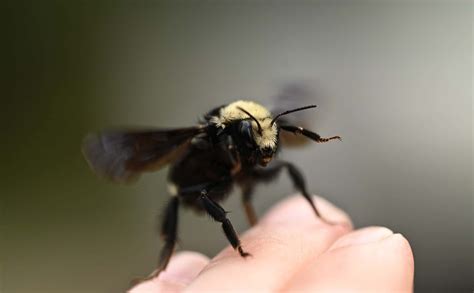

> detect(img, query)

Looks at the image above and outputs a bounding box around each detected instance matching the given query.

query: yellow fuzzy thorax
[211,100,278,149]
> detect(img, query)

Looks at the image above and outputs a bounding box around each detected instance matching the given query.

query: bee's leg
[200,190,251,257]
[138,197,180,282]
[238,164,289,226]
[220,134,242,175]
[281,161,322,218]
[241,185,258,227]
[280,125,341,143]
[252,161,326,220]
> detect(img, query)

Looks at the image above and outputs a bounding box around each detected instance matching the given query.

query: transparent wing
[271,82,319,147]
[82,126,206,183]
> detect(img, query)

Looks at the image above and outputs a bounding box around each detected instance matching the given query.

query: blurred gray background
[2,1,472,292]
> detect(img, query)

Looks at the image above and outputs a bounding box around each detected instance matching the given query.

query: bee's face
[212,100,280,166]
[238,119,277,166]
[258,146,275,166]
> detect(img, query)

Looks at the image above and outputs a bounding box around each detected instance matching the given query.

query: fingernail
[328,226,393,251]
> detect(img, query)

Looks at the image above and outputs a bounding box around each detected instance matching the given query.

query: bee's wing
[82,126,206,183]
[272,82,318,147]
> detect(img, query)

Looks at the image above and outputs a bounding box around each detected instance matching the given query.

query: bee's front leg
[241,185,258,227]
[219,134,241,175]
[280,125,341,143]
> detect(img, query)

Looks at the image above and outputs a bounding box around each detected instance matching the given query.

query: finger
[260,194,353,229]
[185,195,352,292]
[285,227,415,292]
[130,251,210,293]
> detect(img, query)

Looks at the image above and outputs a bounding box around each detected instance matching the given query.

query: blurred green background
[2,1,472,292]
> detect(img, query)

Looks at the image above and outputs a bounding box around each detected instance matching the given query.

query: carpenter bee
[82,100,341,281]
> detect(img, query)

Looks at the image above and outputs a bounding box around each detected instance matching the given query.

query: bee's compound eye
[239,120,254,145]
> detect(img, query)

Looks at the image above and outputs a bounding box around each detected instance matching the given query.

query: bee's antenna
[270,105,317,126]
[237,106,262,134]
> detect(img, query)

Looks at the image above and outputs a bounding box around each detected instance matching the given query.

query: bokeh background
[2,1,472,292]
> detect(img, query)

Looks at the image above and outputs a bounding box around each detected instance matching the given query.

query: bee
[82,100,341,281]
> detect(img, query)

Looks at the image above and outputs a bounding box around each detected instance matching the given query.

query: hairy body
[82,100,341,282]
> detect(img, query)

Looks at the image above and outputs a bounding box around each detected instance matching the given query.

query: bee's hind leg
[132,196,179,285]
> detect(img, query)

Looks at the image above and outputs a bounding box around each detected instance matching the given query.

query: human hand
[130,195,414,292]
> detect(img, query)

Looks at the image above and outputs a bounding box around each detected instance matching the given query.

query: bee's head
[215,101,316,167]
[237,107,278,167]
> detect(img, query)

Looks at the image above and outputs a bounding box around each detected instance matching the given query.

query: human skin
[130,195,414,292]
